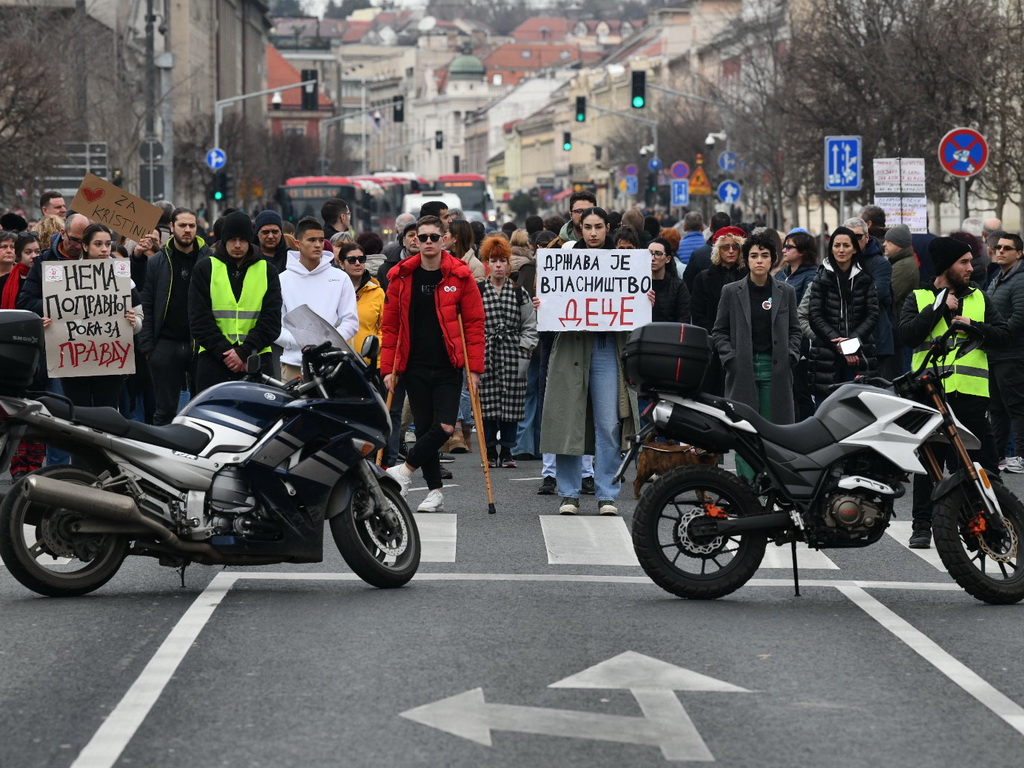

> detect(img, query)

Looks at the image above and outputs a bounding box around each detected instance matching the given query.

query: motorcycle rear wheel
[933,481,1024,604]
[632,464,767,599]
[330,479,420,588]
[0,466,129,597]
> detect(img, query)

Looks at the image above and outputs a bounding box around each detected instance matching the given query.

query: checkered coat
[478,279,538,422]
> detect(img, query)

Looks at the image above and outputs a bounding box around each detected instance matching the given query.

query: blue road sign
[671,179,690,207]
[648,157,662,172]
[206,147,227,171]
[624,163,639,176]
[626,175,639,195]
[717,151,737,172]
[670,161,690,179]
[824,136,862,191]
[717,179,741,204]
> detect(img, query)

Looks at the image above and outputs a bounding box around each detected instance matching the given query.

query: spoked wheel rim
[955,507,1021,582]
[655,485,757,580]
[360,507,410,565]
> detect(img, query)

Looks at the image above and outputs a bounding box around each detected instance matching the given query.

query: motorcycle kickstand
[177,563,188,588]
[791,540,800,597]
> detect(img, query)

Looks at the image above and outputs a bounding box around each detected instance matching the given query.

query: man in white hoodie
[276,216,359,380]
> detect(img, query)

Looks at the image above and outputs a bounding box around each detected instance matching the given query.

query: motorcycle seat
[695,394,834,454]
[38,395,210,455]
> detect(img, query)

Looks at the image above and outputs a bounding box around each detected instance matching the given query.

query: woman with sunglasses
[690,226,747,395]
[538,206,641,516]
[337,241,385,365]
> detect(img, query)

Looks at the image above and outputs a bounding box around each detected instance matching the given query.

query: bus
[434,173,497,223]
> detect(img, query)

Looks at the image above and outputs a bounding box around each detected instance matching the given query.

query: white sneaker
[417,489,444,512]
[1005,456,1024,474]
[385,464,413,496]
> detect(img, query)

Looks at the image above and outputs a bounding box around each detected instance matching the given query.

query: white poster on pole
[874,196,929,233]
[536,249,652,332]
[872,158,926,195]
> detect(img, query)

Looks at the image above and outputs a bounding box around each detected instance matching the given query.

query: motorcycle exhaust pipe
[22,475,140,522]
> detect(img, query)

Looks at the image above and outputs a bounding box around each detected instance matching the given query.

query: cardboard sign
[70,172,163,241]
[43,260,136,378]
[536,248,652,332]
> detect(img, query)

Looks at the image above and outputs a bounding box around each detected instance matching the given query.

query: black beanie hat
[221,210,254,244]
[929,236,971,276]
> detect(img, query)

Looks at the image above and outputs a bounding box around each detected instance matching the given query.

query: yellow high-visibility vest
[201,258,271,354]
[911,288,988,396]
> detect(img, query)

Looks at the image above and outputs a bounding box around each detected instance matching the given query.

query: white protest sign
[536,248,652,332]
[872,157,926,195]
[875,196,929,233]
[43,260,136,377]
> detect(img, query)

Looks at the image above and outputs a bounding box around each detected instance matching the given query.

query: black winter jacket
[806,257,879,397]
[16,234,79,316]
[139,239,211,354]
[652,272,691,323]
[690,263,742,332]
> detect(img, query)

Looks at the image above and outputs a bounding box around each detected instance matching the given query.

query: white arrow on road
[400,651,751,761]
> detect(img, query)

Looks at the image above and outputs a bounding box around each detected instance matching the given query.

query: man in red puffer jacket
[381,215,485,513]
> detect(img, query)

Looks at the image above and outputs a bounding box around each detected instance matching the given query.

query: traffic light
[223,171,235,199]
[212,171,226,201]
[435,131,444,150]
[562,132,572,151]
[575,96,586,122]
[631,70,646,109]
[301,69,318,111]
[393,95,405,123]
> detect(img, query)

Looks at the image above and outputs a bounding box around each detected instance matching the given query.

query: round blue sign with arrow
[717,151,737,172]
[206,147,227,172]
[717,180,741,204]
[648,157,662,172]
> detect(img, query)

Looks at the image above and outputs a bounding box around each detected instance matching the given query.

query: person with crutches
[380,214,485,513]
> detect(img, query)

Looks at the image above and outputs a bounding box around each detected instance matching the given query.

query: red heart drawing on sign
[82,187,104,203]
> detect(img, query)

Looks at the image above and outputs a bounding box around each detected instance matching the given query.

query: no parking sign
[938,128,988,177]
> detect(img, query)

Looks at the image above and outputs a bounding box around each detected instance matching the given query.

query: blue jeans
[513,353,541,457]
[555,334,621,501]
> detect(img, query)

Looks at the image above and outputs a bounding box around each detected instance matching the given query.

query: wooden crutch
[458,315,496,514]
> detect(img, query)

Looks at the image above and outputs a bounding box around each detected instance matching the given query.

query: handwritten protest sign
[43,260,136,377]
[70,173,163,241]
[536,248,652,332]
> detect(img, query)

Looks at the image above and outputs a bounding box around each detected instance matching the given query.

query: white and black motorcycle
[0,307,419,597]
[619,294,1024,605]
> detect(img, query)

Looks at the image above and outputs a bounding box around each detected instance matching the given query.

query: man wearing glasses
[276,216,358,381]
[986,232,1024,474]
[17,212,88,316]
[558,191,597,245]
[380,215,485,513]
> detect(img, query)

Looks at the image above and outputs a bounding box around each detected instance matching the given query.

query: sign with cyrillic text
[43,260,136,377]
[536,249,652,332]
[70,172,163,241]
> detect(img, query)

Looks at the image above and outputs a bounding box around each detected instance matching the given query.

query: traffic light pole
[212,79,317,217]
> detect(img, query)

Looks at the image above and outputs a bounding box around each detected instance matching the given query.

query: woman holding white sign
[57,223,143,411]
[538,206,641,516]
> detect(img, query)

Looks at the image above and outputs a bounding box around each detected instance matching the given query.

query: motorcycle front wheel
[330,477,420,588]
[933,481,1024,604]
[632,464,767,599]
[0,466,129,597]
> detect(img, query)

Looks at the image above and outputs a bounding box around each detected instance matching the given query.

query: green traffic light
[213,191,224,201]
[576,114,584,122]
[563,142,572,151]
[632,96,645,108]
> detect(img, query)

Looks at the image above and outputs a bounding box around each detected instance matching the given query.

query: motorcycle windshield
[283,305,357,355]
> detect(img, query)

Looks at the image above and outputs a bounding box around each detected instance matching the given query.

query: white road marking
[886,521,946,570]
[758,543,840,570]
[510,476,545,482]
[540,516,640,566]
[839,585,1024,738]
[414,512,457,562]
[409,484,460,493]
[70,572,239,768]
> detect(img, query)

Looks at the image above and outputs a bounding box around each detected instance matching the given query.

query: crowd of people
[0,193,1021,542]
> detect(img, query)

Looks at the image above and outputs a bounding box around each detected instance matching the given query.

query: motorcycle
[618,292,1024,605]
[0,306,419,597]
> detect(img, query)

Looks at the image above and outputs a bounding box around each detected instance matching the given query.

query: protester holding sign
[538,207,642,517]
[49,223,142,410]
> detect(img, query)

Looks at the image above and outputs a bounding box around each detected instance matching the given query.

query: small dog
[634,436,720,498]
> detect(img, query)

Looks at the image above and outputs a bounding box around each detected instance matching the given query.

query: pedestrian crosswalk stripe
[886,521,945,571]
[540,516,640,566]
[414,513,457,563]
[758,543,840,570]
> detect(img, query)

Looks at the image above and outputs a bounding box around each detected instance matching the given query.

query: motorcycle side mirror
[838,337,862,356]
[246,353,261,375]
[932,288,948,312]
[360,334,380,363]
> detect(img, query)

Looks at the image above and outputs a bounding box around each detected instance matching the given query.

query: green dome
[449,54,485,80]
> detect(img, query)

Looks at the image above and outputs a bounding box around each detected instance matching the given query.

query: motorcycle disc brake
[675,507,727,556]
[39,513,81,559]
[977,517,1019,563]
[363,512,409,558]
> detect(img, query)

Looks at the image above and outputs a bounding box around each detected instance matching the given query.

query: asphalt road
[2,453,1023,768]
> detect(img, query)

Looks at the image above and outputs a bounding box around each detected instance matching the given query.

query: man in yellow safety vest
[898,236,1010,549]
[189,210,282,393]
